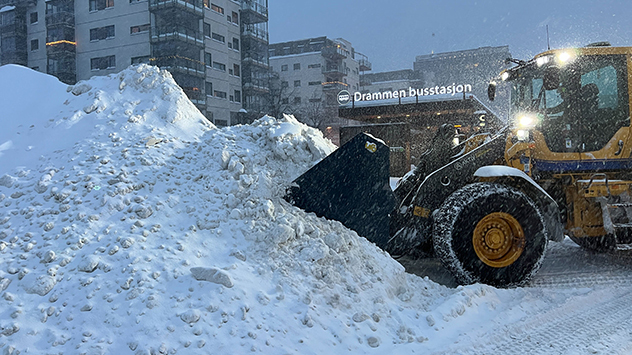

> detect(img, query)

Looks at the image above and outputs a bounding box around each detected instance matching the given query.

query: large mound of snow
[0,64,505,354]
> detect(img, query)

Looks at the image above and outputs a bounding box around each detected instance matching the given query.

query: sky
[268,0,632,72]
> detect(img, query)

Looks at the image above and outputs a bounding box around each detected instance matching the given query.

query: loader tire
[433,182,548,287]
[569,234,616,252]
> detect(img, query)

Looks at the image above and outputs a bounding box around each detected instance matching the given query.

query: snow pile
[0,65,501,354]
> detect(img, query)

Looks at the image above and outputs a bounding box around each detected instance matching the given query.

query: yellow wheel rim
[472,212,525,268]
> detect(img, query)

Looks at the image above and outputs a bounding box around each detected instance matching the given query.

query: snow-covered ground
[1,64,631,355]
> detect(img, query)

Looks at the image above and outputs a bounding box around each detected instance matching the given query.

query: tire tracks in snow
[434,287,632,355]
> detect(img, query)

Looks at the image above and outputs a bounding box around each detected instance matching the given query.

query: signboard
[337,90,351,105]
[338,84,473,105]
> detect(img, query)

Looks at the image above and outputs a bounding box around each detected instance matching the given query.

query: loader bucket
[284,133,396,248]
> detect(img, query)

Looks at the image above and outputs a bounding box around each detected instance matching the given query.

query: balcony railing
[150,26,203,46]
[321,46,347,59]
[45,11,75,27]
[0,20,26,34]
[322,81,348,91]
[243,78,269,93]
[241,24,268,42]
[322,65,346,77]
[149,0,204,16]
[150,55,205,77]
[242,54,269,68]
[46,40,77,55]
[182,87,205,105]
[0,0,35,6]
[358,58,372,71]
[240,0,267,23]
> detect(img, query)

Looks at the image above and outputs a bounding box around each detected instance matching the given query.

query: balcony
[358,57,372,71]
[150,55,205,78]
[46,40,76,55]
[149,0,204,17]
[240,0,267,24]
[242,54,269,69]
[150,26,203,47]
[242,78,269,93]
[241,24,268,43]
[182,87,205,106]
[0,0,35,6]
[0,19,26,35]
[45,11,75,27]
[322,81,348,92]
[322,64,346,78]
[1,50,28,66]
[321,45,347,60]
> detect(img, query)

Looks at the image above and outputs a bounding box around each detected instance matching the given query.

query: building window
[282,98,289,104]
[203,0,209,7]
[130,0,146,3]
[281,64,288,71]
[204,52,212,67]
[232,38,239,51]
[308,81,321,86]
[214,90,227,99]
[233,64,240,77]
[234,90,241,103]
[281,81,288,88]
[294,80,301,87]
[203,23,211,37]
[89,0,114,12]
[293,97,302,104]
[308,63,321,69]
[293,63,301,70]
[91,55,116,70]
[29,12,38,24]
[211,32,225,43]
[213,62,226,71]
[30,39,39,51]
[210,3,224,14]
[205,82,213,96]
[130,24,149,34]
[131,56,150,64]
[90,25,115,41]
[231,11,238,24]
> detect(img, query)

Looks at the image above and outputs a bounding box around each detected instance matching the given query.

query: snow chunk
[21,273,56,296]
[180,309,201,324]
[0,174,16,188]
[190,267,234,288]
[78,255,100,273]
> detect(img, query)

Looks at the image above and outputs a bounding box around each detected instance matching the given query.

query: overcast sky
[268,0,632,72]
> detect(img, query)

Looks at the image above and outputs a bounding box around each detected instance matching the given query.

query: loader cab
[502,47,631,171]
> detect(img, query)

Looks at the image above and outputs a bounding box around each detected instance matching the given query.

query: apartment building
[414,46,511,116]
[358,69,421,94]
[268,36,369,129]
[0,0,270,126]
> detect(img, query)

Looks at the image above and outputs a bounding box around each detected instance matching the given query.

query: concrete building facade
[413,46,511,116]
[0,0,270,127]
[358,69,420,95]
[268,37,369,130]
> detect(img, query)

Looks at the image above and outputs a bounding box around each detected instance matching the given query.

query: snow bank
[0,64,501,354]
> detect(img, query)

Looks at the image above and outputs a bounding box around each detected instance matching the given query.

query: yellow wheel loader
[285,43,632,287]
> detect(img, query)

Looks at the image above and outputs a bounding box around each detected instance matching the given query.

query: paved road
[399,237,632,354]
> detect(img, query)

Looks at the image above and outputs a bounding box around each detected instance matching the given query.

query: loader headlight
[536,55,551,67]
[557,51,574,65]
[518,114,536,128]
[516,130,530,141]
